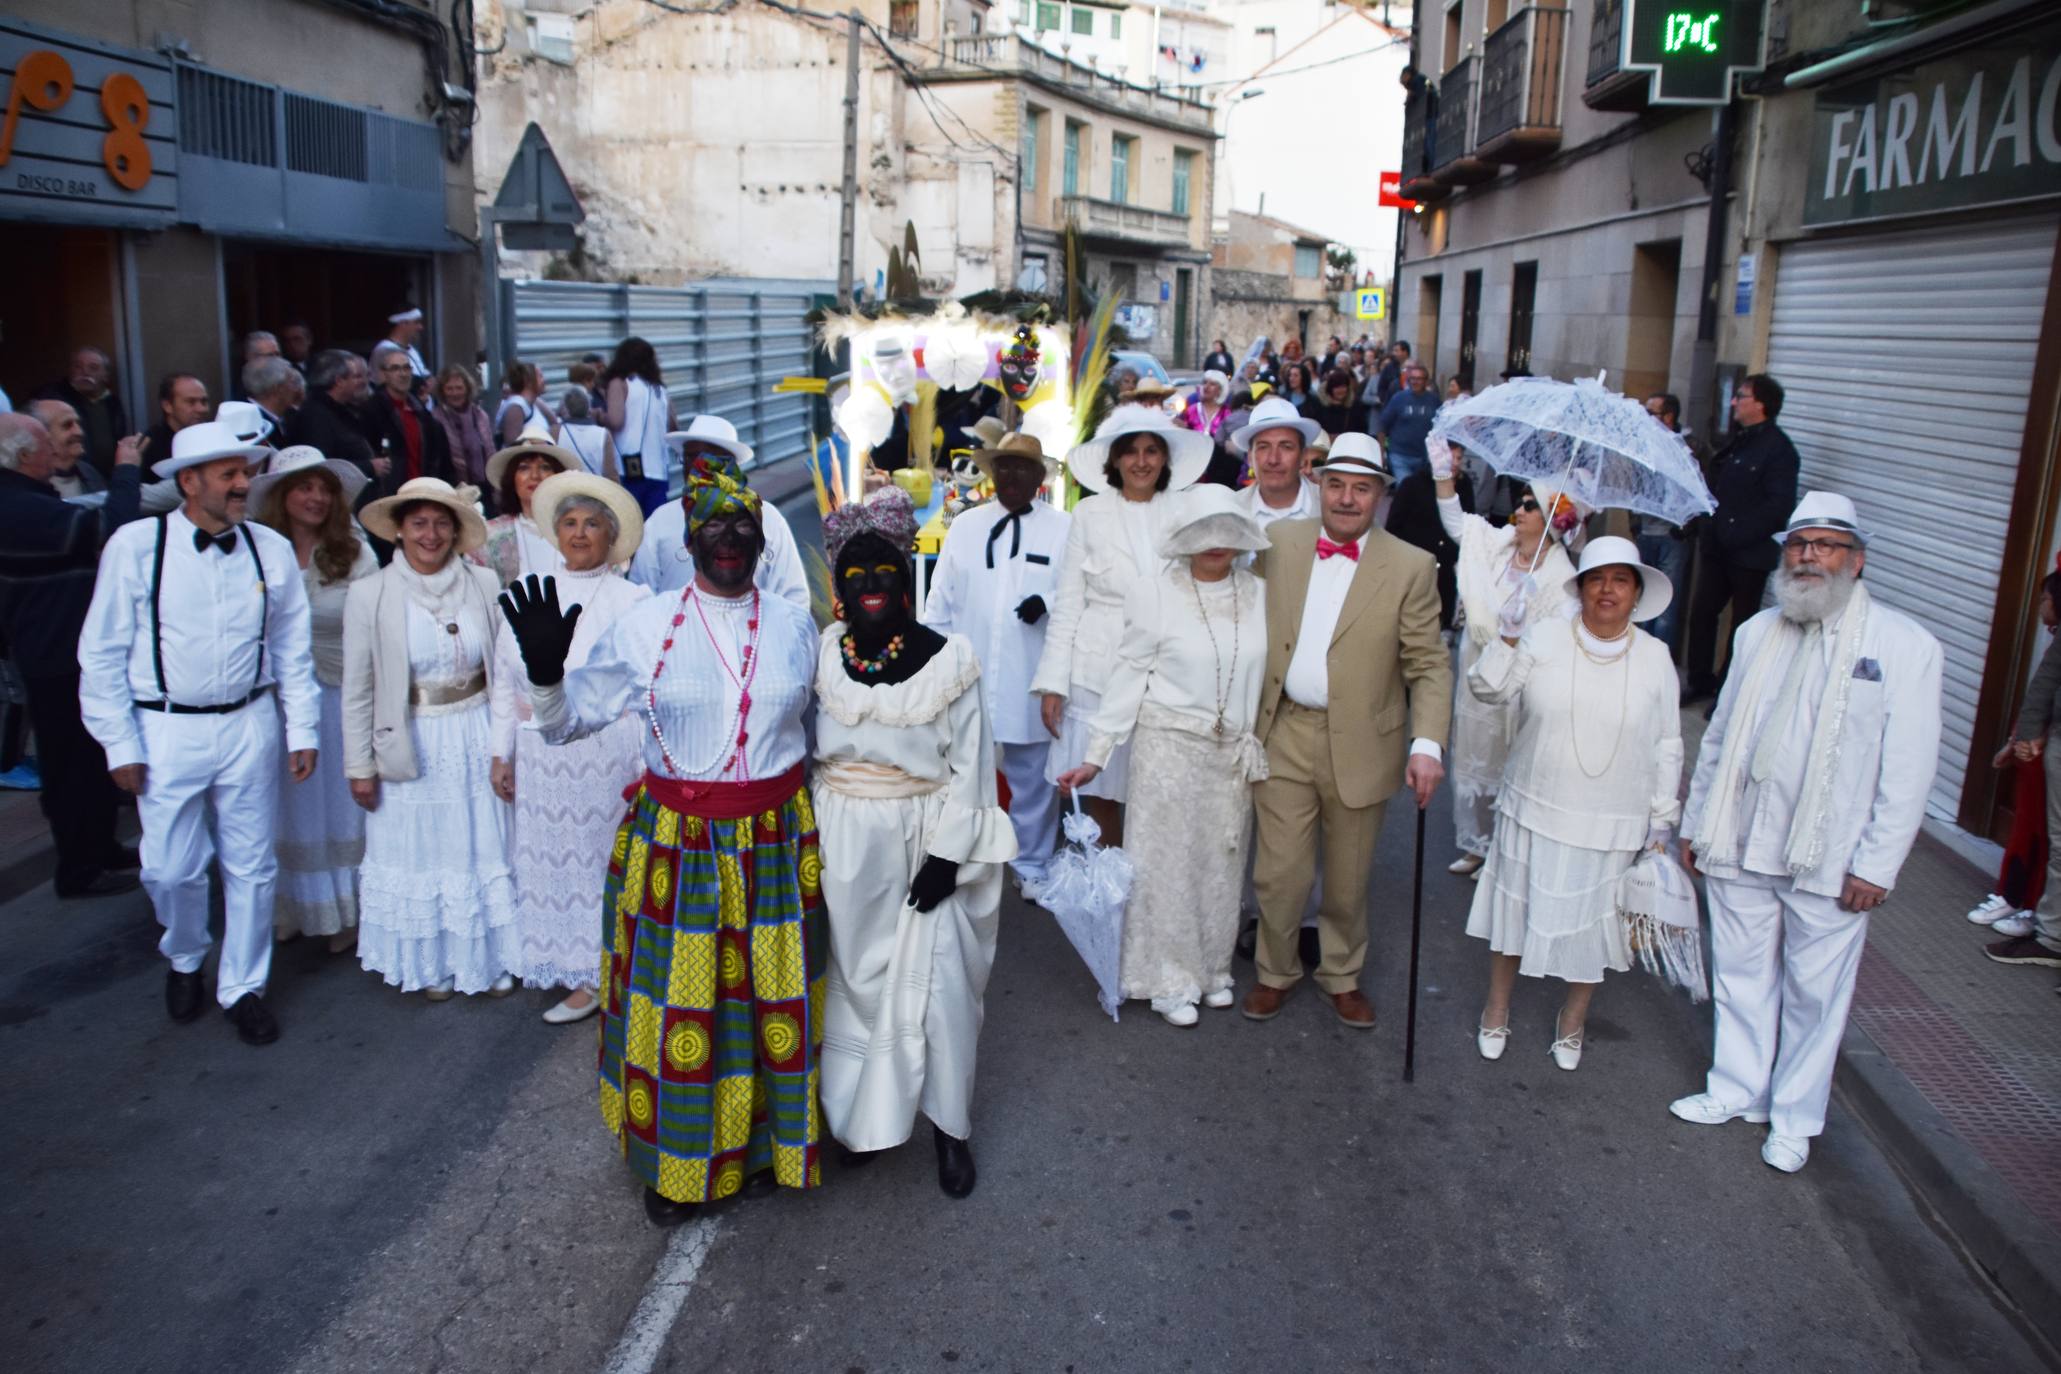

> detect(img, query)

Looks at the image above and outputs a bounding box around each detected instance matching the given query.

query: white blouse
[1086,567,1267,771]
[489,567,650,758]
[1467,617,1683,852]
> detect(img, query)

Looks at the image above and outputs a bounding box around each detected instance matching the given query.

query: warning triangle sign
[493,123,584,225]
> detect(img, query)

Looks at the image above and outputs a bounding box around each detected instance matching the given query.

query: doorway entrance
[1459,269,1481,390]
[1624,239,1682,401]
[221,241,429,367]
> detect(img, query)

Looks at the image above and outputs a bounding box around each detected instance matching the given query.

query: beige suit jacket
[1254,518,1454,809]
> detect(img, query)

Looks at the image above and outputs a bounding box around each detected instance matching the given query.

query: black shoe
[1298,926,1323,971]
[742,1168,779,1200]
[225,993,279,1045]
[1235,918,1257,963]
[166,969,205,1023]
[1984,934,2061,968]
[934,1126,977,1199]
[56,869,140,899]
[102,846,142,870]
[643,1186,700,1227]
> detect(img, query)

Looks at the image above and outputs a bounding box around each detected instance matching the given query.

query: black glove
[497,574,582,686]
[908,854,959,913]
[1015,594,1046,625]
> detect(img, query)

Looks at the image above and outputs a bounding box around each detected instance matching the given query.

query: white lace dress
[1087,569,1267,1012]
[489,568,650,991]
[357,602,522,992]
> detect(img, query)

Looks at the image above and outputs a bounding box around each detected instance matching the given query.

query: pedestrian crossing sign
[1355,288,1386,320]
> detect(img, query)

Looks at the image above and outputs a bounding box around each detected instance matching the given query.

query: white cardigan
[1029,490,1178,701]
[1468,618,1683,852]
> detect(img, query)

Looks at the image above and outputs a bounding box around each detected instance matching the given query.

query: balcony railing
[1056,195,1195,250]
[1475,5,1569,163]
[1430,55,1495,184]
[931,34,1215,129]
[1398,84,1447,200]
[1582,0,1650,111]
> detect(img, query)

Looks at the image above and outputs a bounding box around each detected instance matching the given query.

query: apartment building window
[889,0,918,39]
[1110,12,1122,39]
[1508,260,1538,375]
[1110,134,1133,205]
[1171,149,1194,216]
[1063,120,1083,197]
[1072,6,1094,35]
[1022,107,1043,192]
[1294,242,1321,278]
[1036,1,1060,31]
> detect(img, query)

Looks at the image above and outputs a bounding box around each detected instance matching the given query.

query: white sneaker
[1476,1022,1510,1061]
[1668,1092,1770,1126]
[1965,893,2012,925]
[1159,1002,1200,1027]
[1202,987,1236,1009]
[1992,912,2037,939]
[1761,1132,1810,1173]
[1549,1031,1583,1071]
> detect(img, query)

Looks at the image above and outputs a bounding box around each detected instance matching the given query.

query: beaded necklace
[645,584,762,779]
[840,631,906,676]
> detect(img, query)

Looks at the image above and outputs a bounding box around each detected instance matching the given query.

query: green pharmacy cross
[1622,0,1767,105]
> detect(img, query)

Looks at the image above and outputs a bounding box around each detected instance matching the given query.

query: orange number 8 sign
[0,50,154,190]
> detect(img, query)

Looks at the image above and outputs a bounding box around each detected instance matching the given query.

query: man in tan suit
[1241,432,1453,1028]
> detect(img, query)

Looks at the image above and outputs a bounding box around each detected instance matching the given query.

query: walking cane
[1403,804,1426,1083]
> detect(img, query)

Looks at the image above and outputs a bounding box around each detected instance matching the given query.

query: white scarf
[1690,580,1871,876]
[391,556,471,628]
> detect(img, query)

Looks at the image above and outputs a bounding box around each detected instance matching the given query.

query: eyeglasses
[1515,496,1541,512]
[1783,536,1856,556]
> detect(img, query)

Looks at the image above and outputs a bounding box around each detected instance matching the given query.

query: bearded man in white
[1672,492,1942,1173]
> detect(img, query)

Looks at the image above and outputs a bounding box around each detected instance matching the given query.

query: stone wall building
[1210,209,1351,357]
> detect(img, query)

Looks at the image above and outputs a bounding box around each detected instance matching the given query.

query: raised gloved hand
[1428,435,1456,483]
[1015,594,1047,624]
[1496,576,1535,642]
[497,574,583,686]
[909,854,959,913]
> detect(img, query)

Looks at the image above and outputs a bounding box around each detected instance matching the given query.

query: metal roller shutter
[1766,214,2058,821]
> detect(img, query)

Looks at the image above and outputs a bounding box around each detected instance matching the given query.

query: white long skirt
[358,700,521,993]
[1465,813,1634,984]
[509,717,642,990]
[1451,633,1519,859]
[1043,685,1131,802]
[1118,722,1250,1012]
[274,683,363,937]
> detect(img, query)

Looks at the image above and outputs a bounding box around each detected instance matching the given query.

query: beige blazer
[1254,518,1454,809]
[341,560,503,781]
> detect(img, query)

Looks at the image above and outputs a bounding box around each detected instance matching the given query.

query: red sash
[628,762,806,820]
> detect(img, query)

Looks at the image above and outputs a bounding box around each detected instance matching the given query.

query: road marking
[600,1216,722,1374]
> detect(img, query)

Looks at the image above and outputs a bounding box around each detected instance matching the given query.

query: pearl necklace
[1568,619,1631,779]
[1189,571,1240,737]
[645,585,761,780]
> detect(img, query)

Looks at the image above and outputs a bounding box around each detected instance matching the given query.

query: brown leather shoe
[1241,983,1292,1021]
[1330,990,1376,1029]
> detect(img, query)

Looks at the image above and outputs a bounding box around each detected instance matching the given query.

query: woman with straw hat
[474,423,578,586]
[251,446,378,951]
[487,472,650,1024]
[343,477,520,1000]
[1056,485,1270,1026]
[1431,436,1579,881]
[1029,403,1210,846]
[1465,535,1683,1071]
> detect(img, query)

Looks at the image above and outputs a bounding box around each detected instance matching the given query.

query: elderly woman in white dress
[343,478,521,1000]
[811,489,1016,1198]
[1056,485,1269,1027]
[1030,403,1210,847]
[488,472,650,1024]
[252,445,378,950]
[1466,536,1683,1071]
[1430,436,1579,878]
[473,423,575,587]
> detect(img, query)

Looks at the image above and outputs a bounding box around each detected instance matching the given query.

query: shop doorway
[1416,273,1442,385]
[0,223,122,408]
[1624,239,1681,401]
[1458,269,1481,390]
[221,241,428,367]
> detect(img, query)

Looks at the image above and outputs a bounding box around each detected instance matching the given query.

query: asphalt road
[2,487,2052,1372]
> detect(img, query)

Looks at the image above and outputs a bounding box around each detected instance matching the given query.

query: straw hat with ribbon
[360,477,490,555]
[247,444,369,512]
[486,421,578,491]
[529,470,645,566]
[973,431,1058,484]
[1065,403,1213,495]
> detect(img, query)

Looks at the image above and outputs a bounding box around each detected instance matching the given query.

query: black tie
[194,527,237,555]
[985,510,1024,569]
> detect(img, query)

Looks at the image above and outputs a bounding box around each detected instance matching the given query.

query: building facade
[0,2,480,423]
[1210,209,1352,355]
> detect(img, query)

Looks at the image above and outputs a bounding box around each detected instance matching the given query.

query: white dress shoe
[1202,987,1236,1009]
[543,991,600,1024]
[1965,893,2012,925]
[1761,1133,1810,1173]
[1159,1002,1200,1027]
[1549,1031,1583,1071]
[1476,1023,1510,1061]
[1447,853,1485,876]
[1992,912,2037,939]
[424,977,457,1003]
[486,974,518,998]
[1669,1092,1770,1125]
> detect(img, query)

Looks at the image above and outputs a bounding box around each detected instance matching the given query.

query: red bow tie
[1316,537,1359,562]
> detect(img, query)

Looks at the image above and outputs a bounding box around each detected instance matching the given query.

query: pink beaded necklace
[644,584,762,779]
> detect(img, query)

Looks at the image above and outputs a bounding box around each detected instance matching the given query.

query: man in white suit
[1672,492,1942,1173]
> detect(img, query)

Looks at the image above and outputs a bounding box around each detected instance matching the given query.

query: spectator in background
[430,365,497,512]
[1372,340,1410,410]
[496,360,557,447]
[232,331,279,399]
[1681,373,1799,703]
[245,357,305,450]
[362,350,453,496]
[142,374,210,476]
[1307,368,1363,440]
[280,322,315,376]
[1986,559,2061,971]
[598,337,675,516]
[1109,367,1141,404]
[28,399,104,501]
[1374,361,1440,484]
[1278,362,1314,413]
[289,350,380,495]
[35,345,128,473]
[1203,339,1235,375]
[0,413,138,898]
[1634,392,1696,653]
[556,387,618,481]
[370,307,431,384]
[579,352,609,412]
[1970,560,2061,941]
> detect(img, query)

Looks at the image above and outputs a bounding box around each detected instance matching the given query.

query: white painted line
[601,1216,723,1374]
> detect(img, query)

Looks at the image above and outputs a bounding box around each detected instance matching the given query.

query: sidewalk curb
[1838,1020,2061,1352]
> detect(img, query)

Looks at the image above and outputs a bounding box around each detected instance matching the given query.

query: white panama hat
[153,418,274,479]
[1320,432,1393,482]
[1775,490,1870,547]
[1562,533,1673,624]
[667,413,755,468]
[1227,395,1322,455]
[246,444,369,512]
[1065,403,1212,495]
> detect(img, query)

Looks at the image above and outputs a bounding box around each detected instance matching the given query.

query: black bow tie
[194,527,238,555]
[985,510,1025,568]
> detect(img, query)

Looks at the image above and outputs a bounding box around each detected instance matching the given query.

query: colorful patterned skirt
[598,765,827,1202]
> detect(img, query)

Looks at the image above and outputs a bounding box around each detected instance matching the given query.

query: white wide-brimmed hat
[247,444,369,511]
[1562,534,1673,623]
[1320,432,1393,482]
[1065,403,1212,494]
[486,421,578,491]
[360,477,490,554]
[1227,395,1322,455]
[1160,482,1270,557]
[214,399,276,448]
[154,419,274,479]
[1775,490,1870,547]
[529,470,645,565]
[973,430,1059,483]
[667,413,755,468]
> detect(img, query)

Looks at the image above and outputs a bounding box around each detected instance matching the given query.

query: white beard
[1772,562,1859,625]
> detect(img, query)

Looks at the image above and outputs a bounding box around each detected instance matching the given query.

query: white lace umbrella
[1032,797,1131,1021]
[1430,374,1717,528]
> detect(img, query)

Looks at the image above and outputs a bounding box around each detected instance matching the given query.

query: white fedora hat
[155,419,274,479]
[247,443,369,512]
[1227,395,1322,455]
[1775,490,1870,547]
[1562,533,1673,623]
[530,469,645,566]
[668,413,755,468]
[1160,482,1270,557]
[1321,431,1394,482]
[1065,403,1212,495]
[359,477,491,554]
[214,399,275,448]
[486,420,578,491]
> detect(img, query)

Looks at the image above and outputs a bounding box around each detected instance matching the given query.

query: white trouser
[136,701,283,1008]
[1703,870,1869,1139]
[999,741,1060,882]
